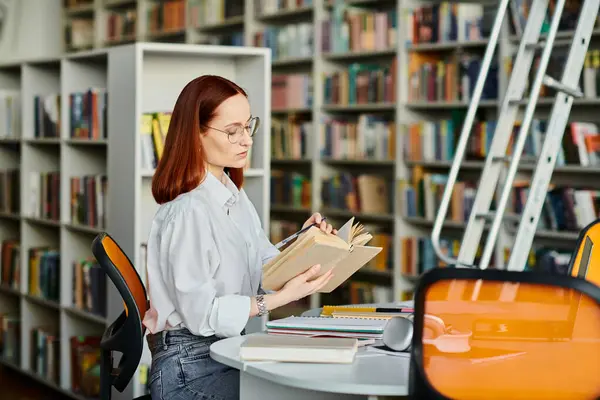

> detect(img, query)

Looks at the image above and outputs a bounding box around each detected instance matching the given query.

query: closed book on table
[239,334,358,364]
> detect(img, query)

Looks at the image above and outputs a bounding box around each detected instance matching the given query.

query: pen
[274,217,327,249]
[375,308,414,313]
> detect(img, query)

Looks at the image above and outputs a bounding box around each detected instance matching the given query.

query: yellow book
[156,112,171,142]
[321,305,414,317]
[261,217,382,293]
[151,115,165,161]
[29,253,39,296]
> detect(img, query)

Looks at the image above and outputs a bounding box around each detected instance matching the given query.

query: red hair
[152,75,247,204]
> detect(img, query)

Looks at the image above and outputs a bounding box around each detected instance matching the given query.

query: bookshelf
[45,0,600,317]
[0,42,271,400]
[147,0,600,314]
[2,0,600,393]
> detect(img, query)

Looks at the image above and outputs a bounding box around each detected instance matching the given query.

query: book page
[263,233,314,277]
[350,223,372,246]
[263,227,321,276]
[263,229,348,280]
[336,217,354,243]
[318,245,382,293]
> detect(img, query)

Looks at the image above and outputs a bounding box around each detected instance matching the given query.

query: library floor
[0,365,72,400]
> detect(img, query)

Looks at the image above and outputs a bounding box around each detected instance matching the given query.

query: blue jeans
[146,328,241,400]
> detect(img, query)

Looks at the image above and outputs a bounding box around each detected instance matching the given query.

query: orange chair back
[410,268,600,400]
[569,218,600,288]
[91,232,148,397]
[99,234,148,321]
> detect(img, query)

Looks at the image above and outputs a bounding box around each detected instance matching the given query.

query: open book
[262,217,382,293]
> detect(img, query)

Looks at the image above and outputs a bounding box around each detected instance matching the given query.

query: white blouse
[142,171,280,338]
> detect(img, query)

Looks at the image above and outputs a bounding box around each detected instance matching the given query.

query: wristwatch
[256,294,268,317]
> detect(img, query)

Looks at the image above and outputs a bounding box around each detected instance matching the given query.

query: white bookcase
[107,42,271,397]
[0,42,271,400]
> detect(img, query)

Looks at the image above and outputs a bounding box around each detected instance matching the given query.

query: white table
[209,332,410,400]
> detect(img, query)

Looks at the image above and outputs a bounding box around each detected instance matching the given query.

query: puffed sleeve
[161,208,250,337]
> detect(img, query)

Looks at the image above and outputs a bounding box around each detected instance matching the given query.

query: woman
[143,75,336,400]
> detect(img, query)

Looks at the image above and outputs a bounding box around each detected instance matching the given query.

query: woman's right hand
[279,264,334,303]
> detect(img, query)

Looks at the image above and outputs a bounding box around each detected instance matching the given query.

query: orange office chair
[409,267,600,400]
[568,218,600,288]
[91,232,151,400]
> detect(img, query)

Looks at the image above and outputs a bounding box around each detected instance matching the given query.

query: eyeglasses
[203,116,260,144]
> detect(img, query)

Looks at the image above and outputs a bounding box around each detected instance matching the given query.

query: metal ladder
[430,0,599,271]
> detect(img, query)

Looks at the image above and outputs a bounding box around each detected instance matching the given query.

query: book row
[0,171,107,229]
[255,0,312,17]
[271,74,313,111]
[254,22,314,61]
[61,0,600,59]
[0,88,107,141]
[67,0,185,49]
[23,173,107,229]
[323,60,397,106]
[271,113,396,161]
[189,0,244,29]
[400,171,600,235]
[402,118,600,167]
[321,6,397,55]
[0,240,107,319]
[400,235,572,277]
[0,315,103,400]
[269,170,393,216]
[271,170,311,209]
[322,173,391,215]
[271,118,312,160]
[105,8,137,44]
[268,113,600,167]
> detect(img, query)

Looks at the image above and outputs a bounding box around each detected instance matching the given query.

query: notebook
[331,312,412,319]
[321,301,415,316]
[261,217,382,293]
[266,316,389,339]
[321,303,415,319]
[239,334,358,364]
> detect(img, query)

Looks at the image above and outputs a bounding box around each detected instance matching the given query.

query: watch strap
[256,294,268,316]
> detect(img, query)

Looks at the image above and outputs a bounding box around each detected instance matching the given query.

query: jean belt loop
[161,330,168,350]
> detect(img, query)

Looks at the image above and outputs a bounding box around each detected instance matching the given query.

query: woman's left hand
[303,212,337,235]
